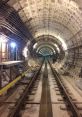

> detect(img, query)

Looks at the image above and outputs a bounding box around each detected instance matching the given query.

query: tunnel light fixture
[54,44,60,53]
[56,36,67,50]
[33,43,38,49]
[23,46,28,58]
[10,42,16,49]
[54,50,56,54]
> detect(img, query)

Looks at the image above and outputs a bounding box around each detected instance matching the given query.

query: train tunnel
[0,0,82,117]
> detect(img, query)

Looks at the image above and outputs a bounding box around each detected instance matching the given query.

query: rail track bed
[49,62,82,117]
[0,62,43,117]
[39,62,52,117]
[0,61,82,117]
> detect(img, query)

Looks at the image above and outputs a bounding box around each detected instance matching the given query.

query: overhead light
[54,50,56,53]
[56,36,67,50]
[54,44,60,53]
[33,43,38,49]
[10,42,16,49]
[23,46,28,58]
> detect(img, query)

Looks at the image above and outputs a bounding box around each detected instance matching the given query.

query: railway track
[1,60,82,117]
[49,61,82,117]
[39,61,53,117]
[7,63,43,117]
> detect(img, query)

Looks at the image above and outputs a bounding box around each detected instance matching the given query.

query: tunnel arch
[0,0,82,75]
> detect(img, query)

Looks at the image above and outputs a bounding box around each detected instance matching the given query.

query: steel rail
[49,61,81,117]
[8,62,43,117]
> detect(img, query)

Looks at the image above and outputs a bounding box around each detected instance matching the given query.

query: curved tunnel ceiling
[35,35,64,51]
[0,0,82,68]
[7,0,82,48]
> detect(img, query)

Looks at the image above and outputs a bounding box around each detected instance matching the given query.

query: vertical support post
[9,67,13,82]
[0,66,3,89]
[16,47,17,60]
[1,43,2,62]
